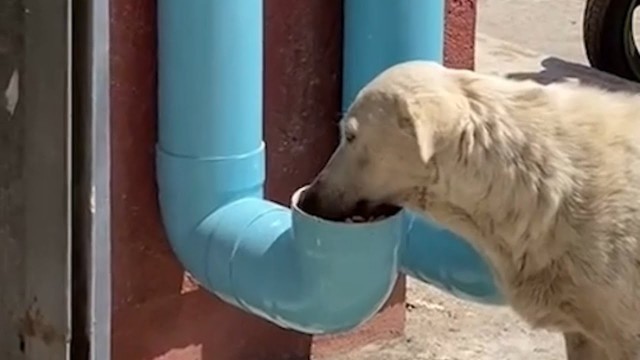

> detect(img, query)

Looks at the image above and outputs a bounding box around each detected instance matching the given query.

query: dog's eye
[345,130,356,143]
[398,116,412,131]
[344,117,359,143]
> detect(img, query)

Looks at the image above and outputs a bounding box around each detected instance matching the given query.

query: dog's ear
[395,96,434,164]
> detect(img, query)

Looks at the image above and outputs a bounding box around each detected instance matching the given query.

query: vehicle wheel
[583,0,640,81]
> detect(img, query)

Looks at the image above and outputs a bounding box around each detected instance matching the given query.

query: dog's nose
[354,199,370,212]
[299,188,321,215]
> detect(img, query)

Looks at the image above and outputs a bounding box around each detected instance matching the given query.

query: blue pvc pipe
[157,0,404,334]
[343,0,445,109]
[343,0,504,305]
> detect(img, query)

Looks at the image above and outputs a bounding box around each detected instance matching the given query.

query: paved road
[479,0,588,64]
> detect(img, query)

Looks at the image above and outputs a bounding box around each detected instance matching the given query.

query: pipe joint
[156,144,265,281]
[159,170,404,333]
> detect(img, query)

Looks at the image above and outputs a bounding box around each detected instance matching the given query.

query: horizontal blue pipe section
[157,0,404,334]
[343,0,505,305]
[402,216,503,304]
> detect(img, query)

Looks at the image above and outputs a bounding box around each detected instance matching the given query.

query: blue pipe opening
[157,0,504,336]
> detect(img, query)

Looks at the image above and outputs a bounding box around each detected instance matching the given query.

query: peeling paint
[4,69,19,116]
[90,185,96,214]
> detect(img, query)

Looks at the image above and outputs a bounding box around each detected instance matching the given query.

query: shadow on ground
[507,56,640,92]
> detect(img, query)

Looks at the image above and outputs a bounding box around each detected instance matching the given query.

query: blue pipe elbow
[156,152,403,332]
[343,0,505,305]
[204,191,402,333]
[157,0,404,334]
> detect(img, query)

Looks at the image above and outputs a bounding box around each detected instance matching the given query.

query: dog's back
[396,63,640,358]
[305,60,640,358]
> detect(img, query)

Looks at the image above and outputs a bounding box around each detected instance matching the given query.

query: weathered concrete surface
[478,0,586,63]
[0,1,25,358]
[327,0,640,358]
[1,0,72,358]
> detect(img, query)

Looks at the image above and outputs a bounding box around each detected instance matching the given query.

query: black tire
[583,0,640,81]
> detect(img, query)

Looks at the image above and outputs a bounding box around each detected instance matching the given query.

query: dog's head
[300,61,466,221]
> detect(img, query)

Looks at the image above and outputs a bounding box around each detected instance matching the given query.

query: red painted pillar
[445,0,478,69]
[109,0,477,359]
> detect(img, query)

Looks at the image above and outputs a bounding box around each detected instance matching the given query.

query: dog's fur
[301,61,640,359]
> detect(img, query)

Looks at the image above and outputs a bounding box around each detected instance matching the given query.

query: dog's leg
[567,331,640,360]
[564,332,607,360]
[602,339,640,360]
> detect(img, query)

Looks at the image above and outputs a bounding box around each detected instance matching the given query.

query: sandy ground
[329,279,564,360]
[327,0,640,359]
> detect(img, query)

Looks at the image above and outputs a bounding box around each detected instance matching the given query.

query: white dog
[300,60,640,360]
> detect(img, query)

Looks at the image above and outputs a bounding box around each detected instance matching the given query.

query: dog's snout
[298,183,348,220]
[354,199,370,213]
[299,189,321,213]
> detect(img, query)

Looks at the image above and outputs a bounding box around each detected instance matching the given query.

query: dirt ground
[328,0,640,359]
[329,279,564,360]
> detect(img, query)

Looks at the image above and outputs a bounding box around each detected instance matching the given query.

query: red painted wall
[109,0,476,359]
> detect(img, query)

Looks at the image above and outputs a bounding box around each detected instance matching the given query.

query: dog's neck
[402,102,583,279]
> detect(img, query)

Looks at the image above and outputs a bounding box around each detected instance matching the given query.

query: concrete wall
[0,0,72,358]
[110,1,476,359]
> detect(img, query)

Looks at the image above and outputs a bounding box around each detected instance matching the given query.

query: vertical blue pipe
[343,0,445,108]
[343,0,505,305]
[157,0,265,283]
[158,0,262,158]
